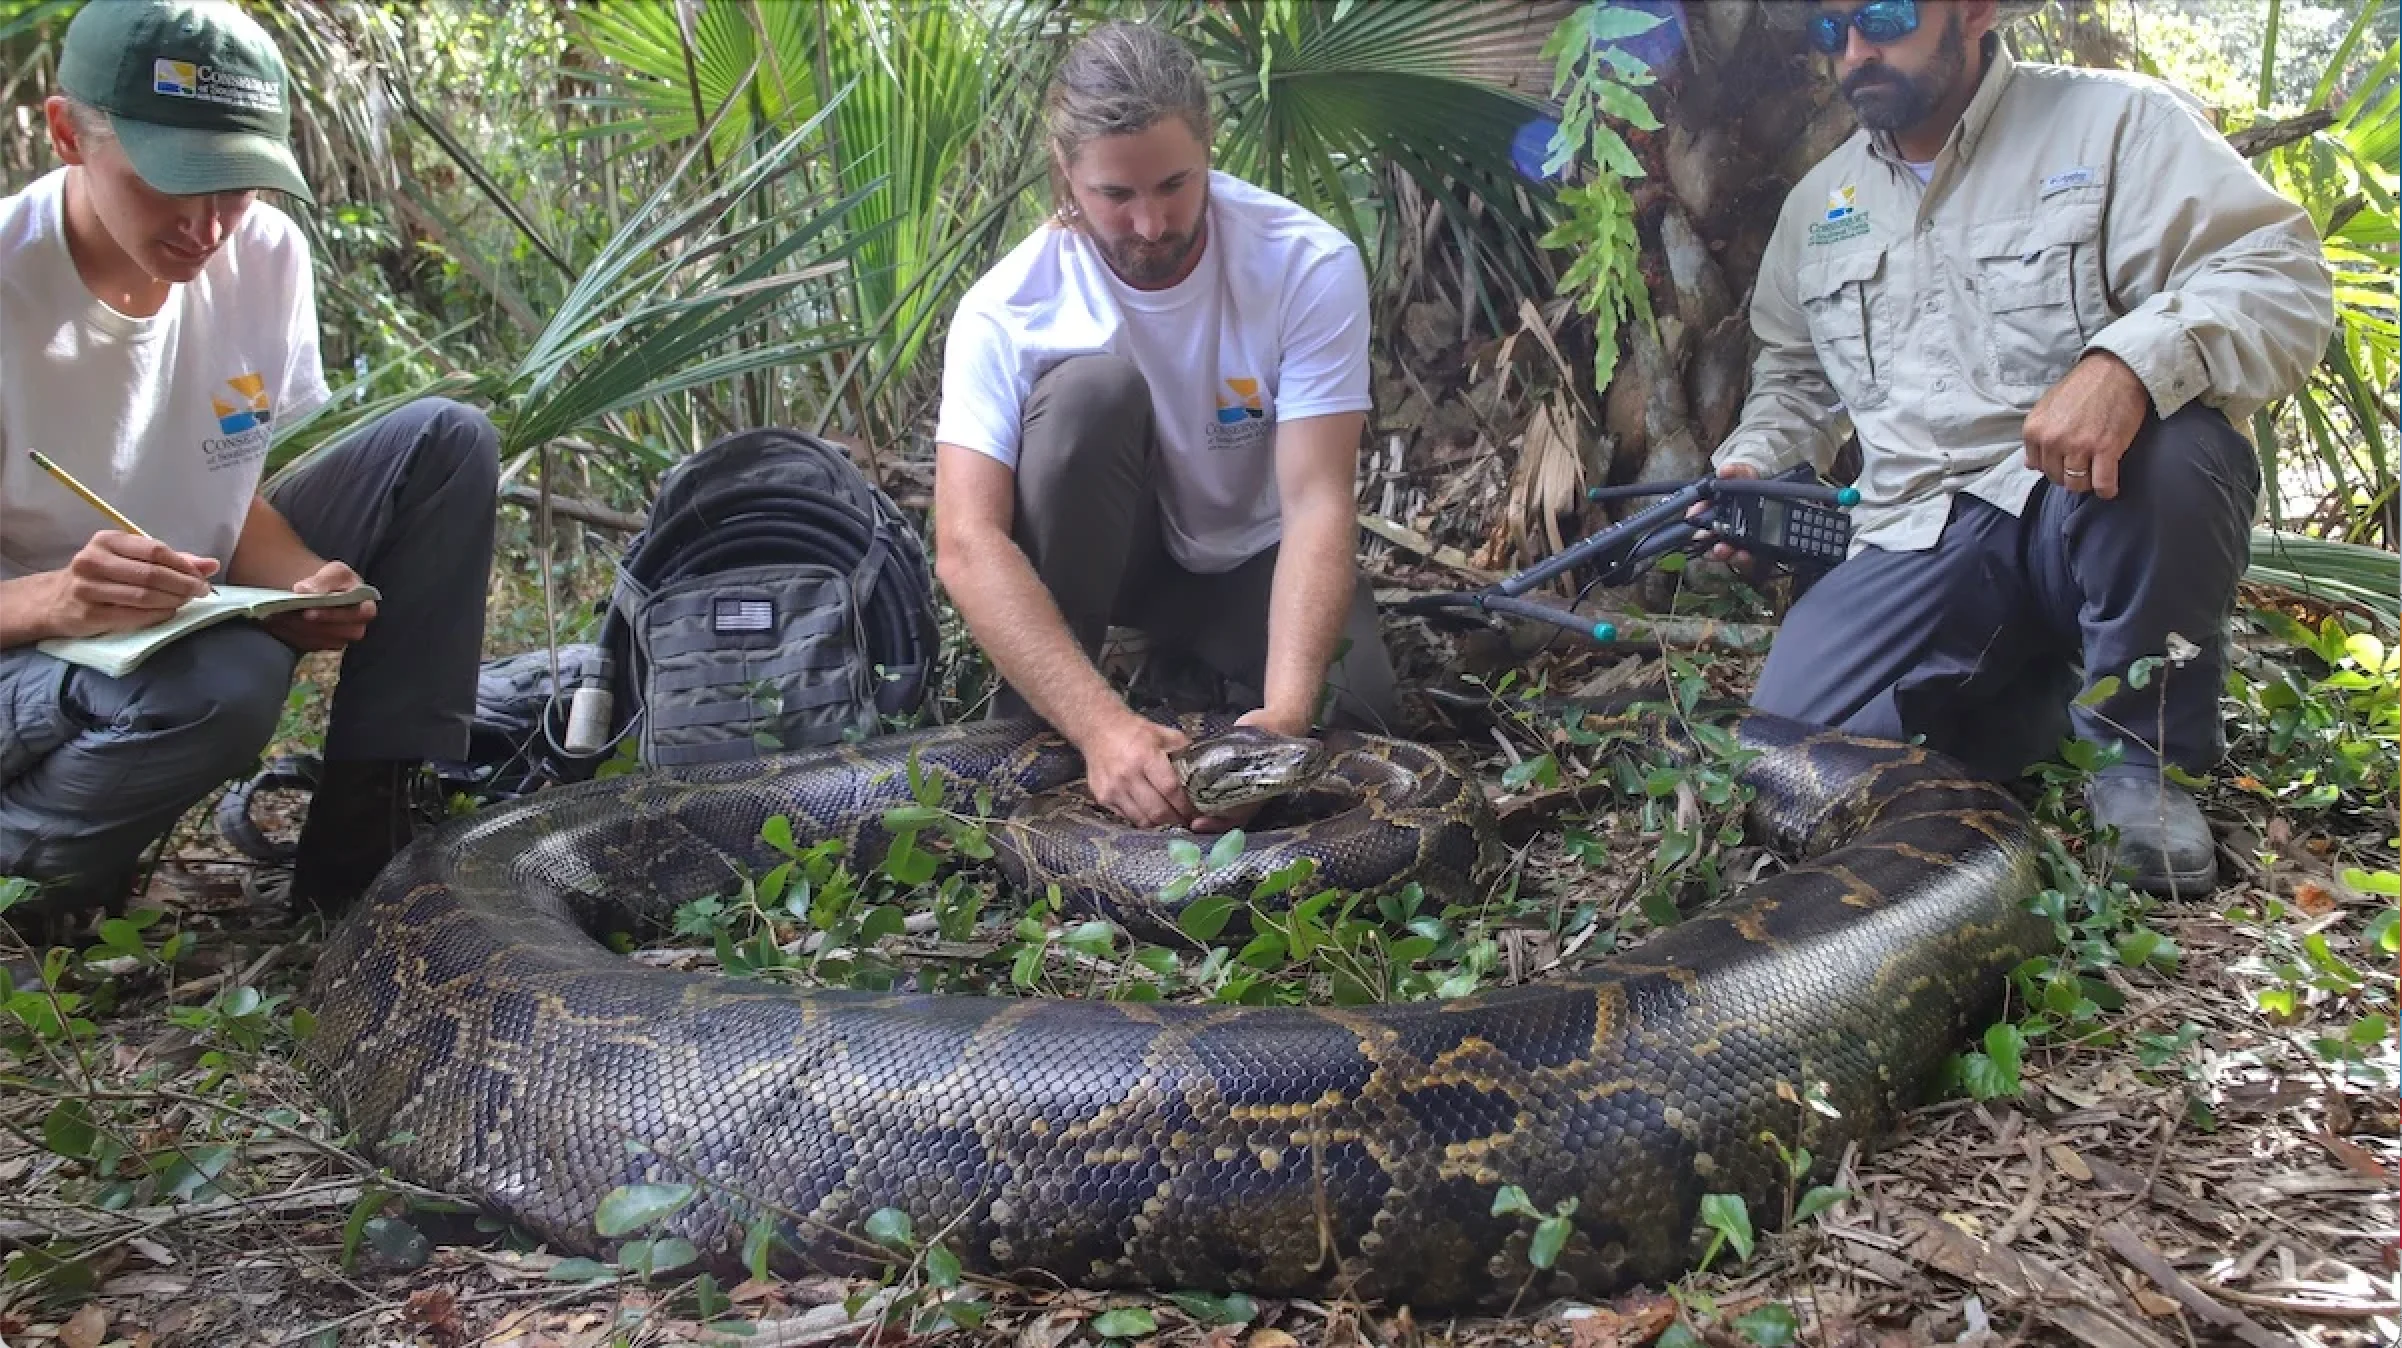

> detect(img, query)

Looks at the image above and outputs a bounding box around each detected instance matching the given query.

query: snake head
[1169,726,1329,814]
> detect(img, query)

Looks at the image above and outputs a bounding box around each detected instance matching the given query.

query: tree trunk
[1602,1,1858,490]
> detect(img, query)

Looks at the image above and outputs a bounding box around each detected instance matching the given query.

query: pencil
[25,449,215,594]
[26,449,151,538]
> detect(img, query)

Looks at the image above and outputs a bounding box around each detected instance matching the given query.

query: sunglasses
[1807,0,1922,54]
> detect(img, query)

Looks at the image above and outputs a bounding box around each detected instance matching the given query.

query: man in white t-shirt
[0,1,499,926]
[933,21,1399,830]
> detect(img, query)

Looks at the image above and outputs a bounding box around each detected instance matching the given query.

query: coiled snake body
[303,712,2051,1307]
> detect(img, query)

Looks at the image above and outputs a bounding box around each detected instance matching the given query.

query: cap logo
[150,57,281,114]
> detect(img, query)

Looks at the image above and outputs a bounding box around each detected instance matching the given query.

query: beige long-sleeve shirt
[1714,43,2336,554]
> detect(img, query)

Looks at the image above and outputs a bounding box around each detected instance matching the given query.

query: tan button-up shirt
[1714,43,2335,554]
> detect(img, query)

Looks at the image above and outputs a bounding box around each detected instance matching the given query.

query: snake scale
[302,710,2053,1307]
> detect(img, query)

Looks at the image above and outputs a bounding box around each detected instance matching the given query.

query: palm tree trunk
[1602,1,1858,489]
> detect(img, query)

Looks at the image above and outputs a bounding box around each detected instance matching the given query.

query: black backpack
[218,428,940,862]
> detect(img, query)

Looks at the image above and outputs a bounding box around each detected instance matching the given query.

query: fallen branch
[1356,514,1500,584]
[2096,1220,2287,1348]
[499,482,650,534]
[2228,107,2338,157]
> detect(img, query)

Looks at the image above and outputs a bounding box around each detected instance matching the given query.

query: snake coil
[303,710,2051,1307]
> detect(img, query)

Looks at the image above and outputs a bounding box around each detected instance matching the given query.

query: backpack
[563,426,942,774]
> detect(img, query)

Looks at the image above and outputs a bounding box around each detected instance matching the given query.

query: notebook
[37,582,381,678]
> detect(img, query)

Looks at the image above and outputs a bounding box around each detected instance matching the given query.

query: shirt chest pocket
[1967,192,2106,388]
[1796,245,1889,409]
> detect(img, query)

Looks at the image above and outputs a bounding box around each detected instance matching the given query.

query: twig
[1355,514,1499,583]
[2096,1221,2288,1348]
[2206,1285,2402,1319]
[498,481,648,534]
[272,1277,620,1347]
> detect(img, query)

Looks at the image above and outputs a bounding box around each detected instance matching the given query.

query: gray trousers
[1754,403,2259,780]
[0,397,499,897]
[995,354,1402,732]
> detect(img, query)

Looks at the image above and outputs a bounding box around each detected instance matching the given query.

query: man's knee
[1022,355,1151,472]
[400,396,502,493]
[106,625,293,773]
[2118,403,2258,517]
[327,396,501,490]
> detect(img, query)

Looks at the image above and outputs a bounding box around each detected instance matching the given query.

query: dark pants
[0,398,499,899]
[995,354,1402,732]
[1753,404,2259,779]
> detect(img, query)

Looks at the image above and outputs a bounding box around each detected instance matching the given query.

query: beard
[1099,182,1210,286]
[1841,10,1968,132]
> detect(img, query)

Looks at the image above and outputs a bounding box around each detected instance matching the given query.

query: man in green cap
[0,0,501,926]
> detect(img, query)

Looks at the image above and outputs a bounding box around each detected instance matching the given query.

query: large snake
[302,710,2052,1307]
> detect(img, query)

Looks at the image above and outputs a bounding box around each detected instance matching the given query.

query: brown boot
[288,760,428,919]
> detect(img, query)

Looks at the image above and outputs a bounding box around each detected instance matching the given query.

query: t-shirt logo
[211,373,273,434]
[1215,377,1265,425]
[1205,375,1271,455]
[1824,185,1857,221]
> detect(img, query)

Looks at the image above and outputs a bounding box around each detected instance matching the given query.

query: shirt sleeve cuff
[2086,308,2210,419]
[1711,436,1800,477]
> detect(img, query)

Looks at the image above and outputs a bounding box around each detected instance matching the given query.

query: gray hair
[1045,21,1211,216]
[60,96,114,146]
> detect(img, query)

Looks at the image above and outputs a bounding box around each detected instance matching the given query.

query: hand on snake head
[1081,712,1201,830]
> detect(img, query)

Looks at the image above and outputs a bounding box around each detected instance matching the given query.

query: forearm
[1259,504,1355,731]
[225,494,325,590]
[938,531,1128,744]
[0,573,62,648]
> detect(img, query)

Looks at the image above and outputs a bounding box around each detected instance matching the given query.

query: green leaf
[880,804,943,831]
[1166,1290,1259,1326]
[339,1186,391,1271]
[1984,1022,2026,1084]
[1501,753,1560,791]
[1062,921,1118,959]
[1090,1307,1157,1338]
[363,1216,430,1270]
[924,1242,962,1289]
[595,1183,696,1237]
[2342,868,2401,897]
[1658,1325,1705,1348]
[743,1214,777,1283]
[1734,1304,1801,1348]
[2075,676,2123,708]
[41,1099,96,1160]
[1586,6,1668,40]
[1178,896,1239,943]
[859,905,907,944]
[1207,829,1248,869]
[1700,1193,1754,1263]
[1490,1184,1537,1218]
[864,1207,914,1249]
[547,1256,615,1283]
[2367,908,2401,954]
[1530,1213,1572,1269]
[1251,859,1316,900]
[761,815,795,853]
[1793,1185,1850,1224]
[1167,838,1205,870]
[619,1236,697,1278]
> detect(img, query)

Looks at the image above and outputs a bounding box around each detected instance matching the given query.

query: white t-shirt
[934,170,1371,573]
[0,167,329,580]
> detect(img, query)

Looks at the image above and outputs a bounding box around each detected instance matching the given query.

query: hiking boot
[2086,770,2218,897]
[287,759,428,920]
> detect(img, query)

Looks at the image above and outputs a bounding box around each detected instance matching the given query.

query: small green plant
[1537,2,1667,394]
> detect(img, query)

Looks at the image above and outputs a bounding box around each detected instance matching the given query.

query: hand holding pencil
[23,449,220,640]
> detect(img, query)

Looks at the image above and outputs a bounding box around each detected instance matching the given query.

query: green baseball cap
[57,0,314,205]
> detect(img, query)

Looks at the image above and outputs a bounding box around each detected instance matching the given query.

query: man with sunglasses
[1712,0,2333,894]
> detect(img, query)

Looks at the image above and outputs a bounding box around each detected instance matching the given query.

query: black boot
[2087,769,2219,897]
[288,760,426,919]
